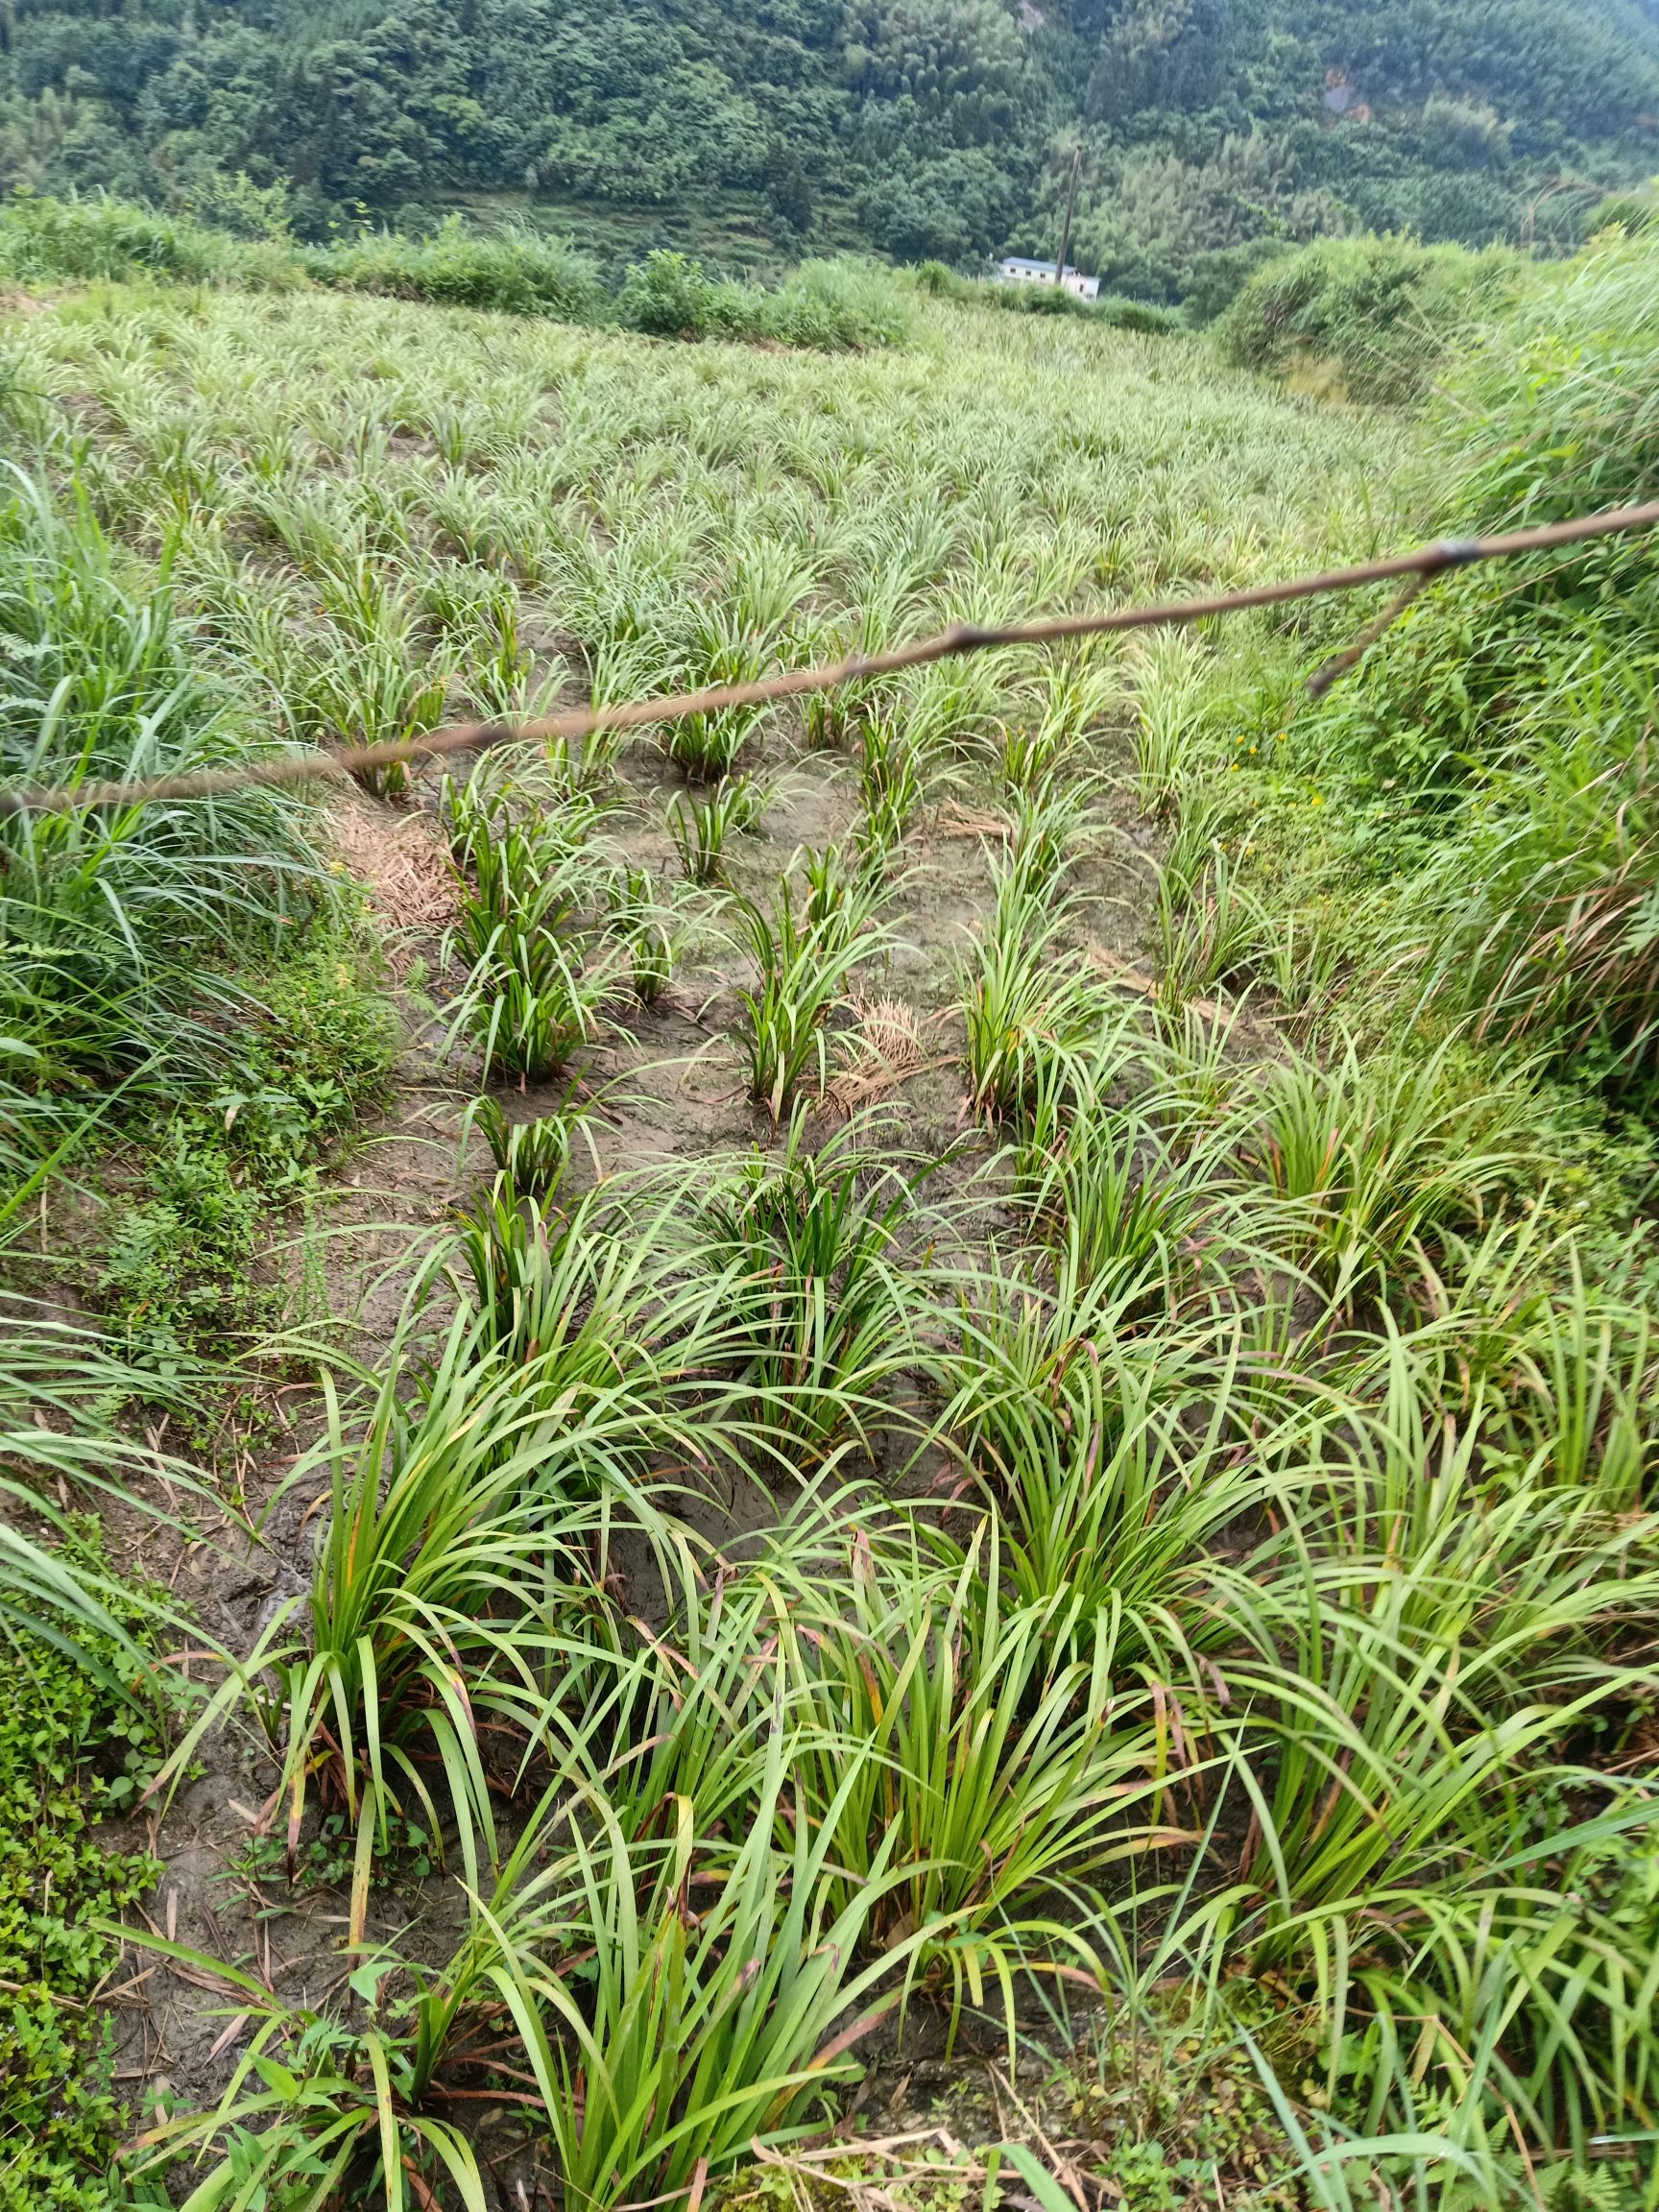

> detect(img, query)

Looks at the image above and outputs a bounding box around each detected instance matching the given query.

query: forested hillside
[2,0,1657,294]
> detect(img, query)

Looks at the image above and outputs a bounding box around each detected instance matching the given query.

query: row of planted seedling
[96,688,1659,2201]
[128,986,1659,2205]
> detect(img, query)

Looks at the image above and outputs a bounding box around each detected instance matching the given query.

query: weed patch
[0,1536,163,2212]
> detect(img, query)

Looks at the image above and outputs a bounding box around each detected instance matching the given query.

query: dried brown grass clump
[930,800,1012,843]
[328,794,459,949]
[823,995,941,1117]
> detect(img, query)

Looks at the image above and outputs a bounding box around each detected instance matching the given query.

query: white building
[997,255,1100,301]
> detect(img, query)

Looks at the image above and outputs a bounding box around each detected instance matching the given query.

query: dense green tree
[845,0,1032,145]
[765,139,814,236]
[0,0,1656,286]
[1088,0,1227,125]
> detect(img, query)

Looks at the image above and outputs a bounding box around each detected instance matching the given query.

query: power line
[3,498,1656,818]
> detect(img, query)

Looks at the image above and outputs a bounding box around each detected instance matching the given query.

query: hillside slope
[1,0,1657,288]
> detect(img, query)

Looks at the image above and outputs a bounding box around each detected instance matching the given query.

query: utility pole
[1055,143,1081,290]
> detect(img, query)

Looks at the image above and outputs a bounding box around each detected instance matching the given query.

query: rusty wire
[3,497,1657,818]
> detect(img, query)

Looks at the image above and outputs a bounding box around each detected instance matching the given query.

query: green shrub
[616,248,725,336]
[305,214,606,321]
[1587,189,1659,238]
[963,275,1183,334]
[767,254,913,349]
[1446,234,1659,530]
[1095,294,1185,335]
[0,185,291,290]
[1262,232,1659,1115]
[914,258,968,297]
[233,939,400,1194]
[1297,231,1659,793]
[1216,232,1521,403]
[615,249,909,349]
[0,191,909,355]
[1182,237,1295,325]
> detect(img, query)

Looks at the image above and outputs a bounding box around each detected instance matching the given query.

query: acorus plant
[522,1735,928,2212]
[152,1318,677,1898]
[698,1105,931,1452]
[6,228,1659,2212]
[732,876,893,1119]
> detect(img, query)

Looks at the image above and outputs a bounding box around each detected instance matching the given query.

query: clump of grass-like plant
[461,926,614,1082]
[156,1320,630,1893]
[0,467,326,1179]
[733,878,888,1118]
[774,1518,1192,2036]
[699,1106,927,1451]
[461,1093,578,1199]
[526,1732,924,2212]
[607,863,687,1005]
[960,852,1106,1120]
[1237,1031,1523,1303]
[853,714,926,857]
[667,774,765,884]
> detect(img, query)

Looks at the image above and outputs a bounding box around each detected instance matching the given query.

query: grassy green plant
[661,607,771,780]
[607,863,688,1005]
[445,1174,759,1503]
[853,714,926,856]
[0,193,909,357]
[699,1107,926,1450]
[310,213,605,322]
[524,1732,922,2212]
[0,186,292,287]
[1216,233,1521,403]
[1022,1094,1211,1308]
[1127,632,1213,819]
[1155,839,1262,1005]
[667,774,764,883]
[796,840,892,949]
[456,924,614,1083]
[0,466,329,1186]
[1412,712,1659,1092]
[732,881,885,1118]
[1005,769,1097,890]
[446,793,594,960]
[156,1321,637,1894]
[616,248,910,350]
[938,1261,1288,1675]
[1237,1033,1524,1304]
[777,1522,1190,2037]
[460,1094,577,1199]
[960,853,1106,1120]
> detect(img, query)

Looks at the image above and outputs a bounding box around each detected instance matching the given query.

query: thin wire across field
[3,496,1656,817]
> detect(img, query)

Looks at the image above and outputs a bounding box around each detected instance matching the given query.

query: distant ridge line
[4,497,1656,816]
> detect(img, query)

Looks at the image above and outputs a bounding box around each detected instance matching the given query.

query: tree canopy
[2,0,1656,296]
